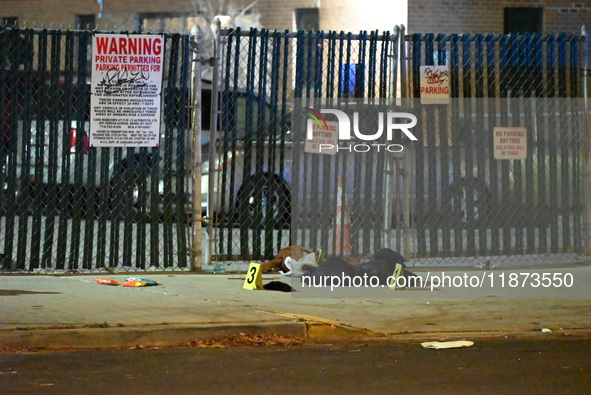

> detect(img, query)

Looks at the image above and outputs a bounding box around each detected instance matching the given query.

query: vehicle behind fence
[210,27,591,268]
[208,28,404,264]
[404,32,587,266]
[1,28,191,272]
[1,24,591,273]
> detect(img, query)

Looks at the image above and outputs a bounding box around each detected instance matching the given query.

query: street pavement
[3,338,591,394]
[1,264,590,349]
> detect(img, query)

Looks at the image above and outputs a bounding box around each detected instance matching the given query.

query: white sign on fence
[419,65,450,105]
[493,127,527,160]
[90,33,165,147]
[305,120,339,155]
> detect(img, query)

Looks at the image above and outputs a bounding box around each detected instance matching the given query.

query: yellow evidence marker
[388,263,404,290]
[243,262,263,290]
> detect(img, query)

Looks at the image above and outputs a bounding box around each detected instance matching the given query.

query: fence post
[190,28,203,271]
[208,18,222,268]
[582,25,591,255]
[391,25,400,102]
[400,26,413,262]
[383,27,402,251]
[400,25,407,105]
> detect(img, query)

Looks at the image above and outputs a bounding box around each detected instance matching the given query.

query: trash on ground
[280,253,317,277]
[541,328,552,333]
[263,281,294,292]
[306,248,410,287]
[94,278,120,286]
[421,340,474,349]
[261,245,323,274]
[121,278,159,287]
[355,248,406,285]
[474,261,497,269]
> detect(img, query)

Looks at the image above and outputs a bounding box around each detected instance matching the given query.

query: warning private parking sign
[90,34,165,147]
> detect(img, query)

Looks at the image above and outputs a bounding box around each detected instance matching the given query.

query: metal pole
[391,25,400,104]
[190,29,203,271]
[383,155,393,249]
[400,24,407,107]
[395,156,404,251]
[582,25,591,255]
[403,148,412,261]
[208,18,222,268]
[384,26,402,250]
[399,25,413,261]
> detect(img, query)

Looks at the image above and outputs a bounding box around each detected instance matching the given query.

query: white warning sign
[493,127,527,160]
[305,120,339,155]
[90,34,165,147]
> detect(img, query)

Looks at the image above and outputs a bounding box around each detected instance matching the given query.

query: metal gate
[0,27,191,272]
[210,28,403,263]
[403,32,588,266]
[6,26,587,272]
[210,27,591,267]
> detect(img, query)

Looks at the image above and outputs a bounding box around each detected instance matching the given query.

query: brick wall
[408,0,591,34]
[315,0,407,32]
[255,0,408,32]
[0,0,99,28]
[4,0,586,35]
[0,0,245,30]
[0,0,407,33]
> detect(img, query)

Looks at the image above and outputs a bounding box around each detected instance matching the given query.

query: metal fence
[209,27,591,268]
[2,25,590,272]
[402,32,588,266]
[208,28,403,263]
[0,27,191,272]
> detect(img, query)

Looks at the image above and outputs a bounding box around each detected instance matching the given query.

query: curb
[2,321,590,351]
[0,322,307,350]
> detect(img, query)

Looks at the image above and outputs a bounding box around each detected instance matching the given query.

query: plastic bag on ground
[121,278,159,287]
[94,278,120,286]
[280,252,317,277]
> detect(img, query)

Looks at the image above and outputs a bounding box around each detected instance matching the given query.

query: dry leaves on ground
[184,333,305,348]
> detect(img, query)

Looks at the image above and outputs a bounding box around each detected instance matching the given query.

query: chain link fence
[2,25,590,272]
[0,27,192,272]
[209,28,591,268]
[208,28,403,266]
[402,33,588,267]
[290,30,403,260]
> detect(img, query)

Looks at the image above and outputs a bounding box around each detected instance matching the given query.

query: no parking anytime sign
[90,34,165,147]
[493,127,527,160]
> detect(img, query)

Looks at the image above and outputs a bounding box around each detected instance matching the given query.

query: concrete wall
[408,0,591,35]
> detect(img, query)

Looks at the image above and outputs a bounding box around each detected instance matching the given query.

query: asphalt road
[1,336,589,394]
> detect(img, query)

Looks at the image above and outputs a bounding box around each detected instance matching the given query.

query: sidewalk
[1,264,591,349]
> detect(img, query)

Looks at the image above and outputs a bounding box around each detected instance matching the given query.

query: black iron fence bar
[224,28,398,41]
[405,34,584,42]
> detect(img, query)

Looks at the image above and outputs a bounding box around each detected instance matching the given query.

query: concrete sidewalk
[1,265,591,349]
